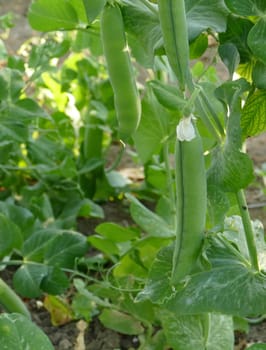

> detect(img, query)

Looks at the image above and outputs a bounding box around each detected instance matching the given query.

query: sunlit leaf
[241,89,266,136]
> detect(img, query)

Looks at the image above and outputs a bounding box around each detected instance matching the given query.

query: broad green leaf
[0,313,55,350]
[41,267,69,295]
[252,61,266,89]
[9,98,50,121]
[88,235,119,257]
[218,43,240,78]
[28,0,80,31]
[95,222,139,242]
[133,95,168,163]
[136,244,174,304]
[23,230,57,262]
[166,265,266,317]
[99,309,144,335]
[219,16,254,64]
[0,214,23,258]
[82,0,106,23]
[186,0,228,40]
[127,194,175,238]
[189,33,209,59]
[248,18,266,64]
[44,231,89,268]
[160,311,234,350]
[122,0,161,67]
[0,202,35,240]
[224,0,266,16]
[13,264,48,298]
[241,90,266,136]
[215,79,250,111]
[0,68,23,101]
[165,245,266,317]
[207,145,254,192]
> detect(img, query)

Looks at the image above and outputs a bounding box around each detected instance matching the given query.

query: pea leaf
[219,16,254,64]
[0,214,23,258]
[28,0,82,31]
[99,309,144,335]
[127,194,175,238]
[0,313,55,350]
[186,0,228,40]
[224,0,266,16]
[160,311,234,350]
[248,18,266,64]
[82,0,106,23]
[241,90,266,137]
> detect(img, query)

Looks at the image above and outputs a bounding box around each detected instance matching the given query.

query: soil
[0,1,266,349]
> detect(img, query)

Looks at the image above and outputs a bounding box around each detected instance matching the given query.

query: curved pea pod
[100,4,141,139]
[172,118,207,284]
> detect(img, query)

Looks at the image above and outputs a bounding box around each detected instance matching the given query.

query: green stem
[236,190,259,271]
[0,278,31,319]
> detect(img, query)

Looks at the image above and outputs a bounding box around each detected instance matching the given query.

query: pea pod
[100,4,141,139]
[0,278,31,319]
[172,119,207,284]
[158,0,191,90]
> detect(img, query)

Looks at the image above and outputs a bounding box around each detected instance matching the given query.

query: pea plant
[0,0,266,349]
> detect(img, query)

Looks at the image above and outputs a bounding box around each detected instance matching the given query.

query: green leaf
[13,264,48,298]
[189,33,209,59]
[247,345,266,350]
[241,89,266,137]
[127,194,175,238]
[207,145,254,192]
[133,97,166,163]
[219,16,254,64]
[82,0,106,23]
[23,229,57,262]
[248,18,266,64]
[136,244,174,304]
[252,61,266,89]
[95,222,139,242]
[0,313,55,350]
[44,231,89,268]
[9,98,50,121]
[218,43,240,78]
[28,0,80,31]
[165,247,266,317]
[122,0,161,67]
[0,214,23,258]
[225,0,266,16]
[40,267,69,295]
[160,311,234,350]
[186,0,228,40]
[88,235,119,257]
[99,309,144,335]
[0,68,23,101]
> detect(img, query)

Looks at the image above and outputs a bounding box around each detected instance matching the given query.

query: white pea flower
[176,116,196,141]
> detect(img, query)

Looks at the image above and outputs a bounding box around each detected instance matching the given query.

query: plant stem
[236,190,259,271]
[0,278,31,319]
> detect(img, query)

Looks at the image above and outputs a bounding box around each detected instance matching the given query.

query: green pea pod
[101,4,141,139]
[172,120,207,284]
[158,0,190,90]
[0,278,31,319]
